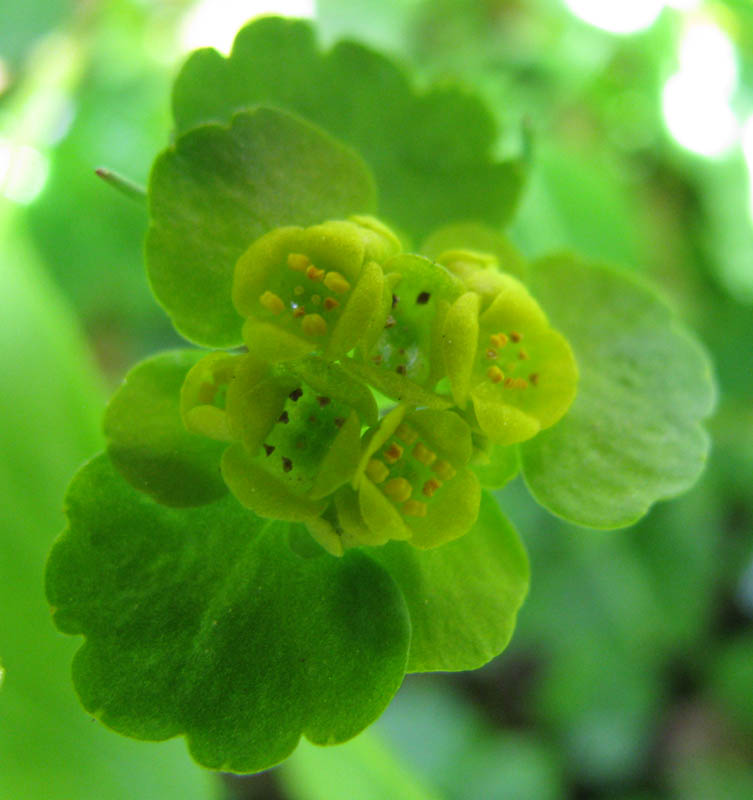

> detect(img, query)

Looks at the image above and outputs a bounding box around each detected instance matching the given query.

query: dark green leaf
[521,254,715,528]
[146,107,376,347]
[103,350,228,507]
[372,492,529,672]
[172,16,523,241]
[46,455,410,773]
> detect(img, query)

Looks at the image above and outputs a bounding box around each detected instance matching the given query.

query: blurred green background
[1,1,751,798]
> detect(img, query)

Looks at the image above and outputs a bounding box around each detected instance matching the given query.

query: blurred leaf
[146,107,376,348]
[372,492,529,672]
[521,254,715,528]
[104,350,228,507]
[172,16,524,241]
[708,633,753,735]
[46,455,410,773]
[280,730,442,800]
[0,227,216,799]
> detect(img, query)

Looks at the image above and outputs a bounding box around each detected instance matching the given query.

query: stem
[95,167,147,204]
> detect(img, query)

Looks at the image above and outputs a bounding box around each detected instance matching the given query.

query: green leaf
[104,350,228,507]
[521,254,715,528]
[46,455,410,773]
[172,16,523,241]
[371,492,529,672]
[146,107,376,347]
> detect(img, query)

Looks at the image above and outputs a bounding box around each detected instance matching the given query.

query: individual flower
[334,405,481,549]
[442,272,578,446]
[343,253,463,408]
[232,216,400,363]
[180,351,377,555]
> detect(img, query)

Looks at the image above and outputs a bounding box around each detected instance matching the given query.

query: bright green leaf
[372,492,529,672]
[146,107,376,347]
[104,350,228,507]
[172,16,523,241]
[521,254,715,528]
[46,455,410,774]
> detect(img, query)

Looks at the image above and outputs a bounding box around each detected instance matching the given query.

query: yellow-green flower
[443,273,578,446]
[335,406,481,550]
[232,216,400,362]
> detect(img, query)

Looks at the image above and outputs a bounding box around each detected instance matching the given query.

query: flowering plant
[45,17,714,774]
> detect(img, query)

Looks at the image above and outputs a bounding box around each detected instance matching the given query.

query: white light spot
[666,0,702,9]
[678,20,738,97]
[0,139,50,204]
[563,0,664,35]
[180,0,316,55]
[662,74,739,157]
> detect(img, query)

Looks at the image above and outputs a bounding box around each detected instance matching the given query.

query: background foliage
[1,0,752,798]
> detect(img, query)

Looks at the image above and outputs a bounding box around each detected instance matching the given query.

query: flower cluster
[181,216,578,555]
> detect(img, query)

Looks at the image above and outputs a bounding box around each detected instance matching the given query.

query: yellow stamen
[293,306,306,318]
[403,500,427,517]
[306,264,325,282]
[432,460,456,481]
[259,291,285,315]
[301,314,327,337]
[384,478,412,503]
[490,332,508,348]
[323,297,340,311]
[510,330,522,343]
[395,424,419,445]
[530,373,539,386]
[412,442,437,466]
[422,478,442,498]
[506,377,528,389]
[383,443,404,464]
[518,349,529,360]
[487,365,504,384]
[323,271,351,294]
[365,459,389,484]
[287,253,310,272]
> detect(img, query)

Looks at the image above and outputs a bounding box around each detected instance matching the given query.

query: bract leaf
[521,254,716,528]
[104,350,228,507]
[46,455,410,774]
[146,107,376,347]
[371,493,529,672]
[172,16,524,240]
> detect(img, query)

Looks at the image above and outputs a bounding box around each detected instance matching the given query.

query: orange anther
[487,366,504,384]
[518,349,529,360]
[529,373,539,386]
[510,331,522,343]
[486,348,498,360]
[490,333,508,348]
[293,306,306,318]
[383,442,404,464]
[422,478,442,498]
[306,264,325,281]
[323,297,340,311]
